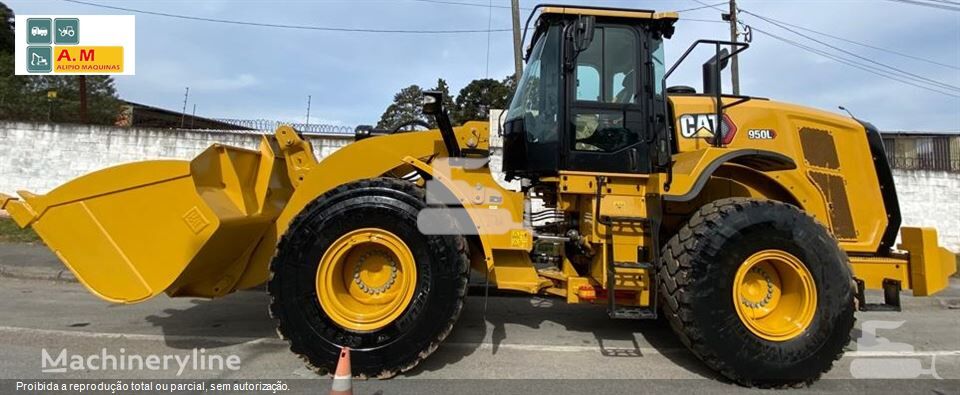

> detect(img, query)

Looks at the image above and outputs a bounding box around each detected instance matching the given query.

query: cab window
[572,26,641,152]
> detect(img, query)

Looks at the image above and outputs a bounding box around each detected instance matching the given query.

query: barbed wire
[214,118,355,135]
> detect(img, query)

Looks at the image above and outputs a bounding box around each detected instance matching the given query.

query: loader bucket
[0,136,297,303]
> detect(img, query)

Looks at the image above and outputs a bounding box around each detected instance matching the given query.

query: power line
[676,2,728,13]
[409,0,528,10]
[738,11,958,70]
[715,1,960,97]
[679,17,727,24]
[751,26,960,98]
[62,0,512,34]
[411,0,725,13]
[410,0,520,11]
[485,0,493,77]
[691,0,726,12]
[742,8,960,92]
[882,0,960,11]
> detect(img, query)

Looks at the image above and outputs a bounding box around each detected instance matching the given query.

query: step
[608,307,657,320]
[612,261,653,270]
[599,215,650,225]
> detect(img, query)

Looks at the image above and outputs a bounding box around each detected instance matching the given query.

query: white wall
[892,169,960,252]
[1,120,957,252]
[0,122,351,194]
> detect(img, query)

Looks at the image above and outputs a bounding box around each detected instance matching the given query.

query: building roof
[881,130,960,137]
[118,100,252,130]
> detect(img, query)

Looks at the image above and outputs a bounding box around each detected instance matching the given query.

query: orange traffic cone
[330,347,352,395]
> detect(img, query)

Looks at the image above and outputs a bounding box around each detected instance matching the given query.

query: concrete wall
[0,122,351,194]
[1,120,957,252]
[892,169,960,252]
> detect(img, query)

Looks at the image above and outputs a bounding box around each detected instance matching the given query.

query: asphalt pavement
[0,242,957,394]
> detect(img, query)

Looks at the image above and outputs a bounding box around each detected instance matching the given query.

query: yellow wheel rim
[733,249,817,342]
[316,228,417,332]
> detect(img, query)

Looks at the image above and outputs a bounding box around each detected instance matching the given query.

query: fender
[232,128,446,290]
[664,148,797,202]
[234,122,540,292]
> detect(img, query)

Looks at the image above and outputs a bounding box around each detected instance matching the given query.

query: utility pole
[727,0,740,95]
[78,76,88,124]
[305,95,312,127]
[180,87,189,128]
[510,0,523,83]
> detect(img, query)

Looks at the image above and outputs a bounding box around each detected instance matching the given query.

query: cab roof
[538,5,679,21]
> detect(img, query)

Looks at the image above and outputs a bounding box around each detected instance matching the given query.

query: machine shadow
[406,288,721,380]
[139,285,725,381]
[142,289,276,349]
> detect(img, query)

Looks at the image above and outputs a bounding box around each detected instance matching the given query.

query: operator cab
[502,5,678,180]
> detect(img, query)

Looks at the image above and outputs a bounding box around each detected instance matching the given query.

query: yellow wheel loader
[1,4,956,388]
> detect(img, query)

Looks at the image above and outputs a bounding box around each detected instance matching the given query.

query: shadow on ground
[143,290,275,349]
[406,291,720,381]
[138,285,720,380]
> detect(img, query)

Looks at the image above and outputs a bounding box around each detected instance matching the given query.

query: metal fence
[881,134,960,172]
[213,118,355,135]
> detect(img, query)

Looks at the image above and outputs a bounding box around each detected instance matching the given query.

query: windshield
[505,25,561,143]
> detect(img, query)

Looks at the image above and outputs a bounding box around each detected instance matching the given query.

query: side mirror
[572,15,595,52]
[421,90,462,157]
[422,91,442,116]
[702,48,730,95]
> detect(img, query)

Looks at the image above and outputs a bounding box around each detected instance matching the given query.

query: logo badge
[26,46,52,73]
[16,15,135,75]
[678,113,737,145]
[26,18,51,45]
[54,18,79,45]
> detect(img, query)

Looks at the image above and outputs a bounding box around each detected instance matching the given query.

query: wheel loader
[1,4,956,388]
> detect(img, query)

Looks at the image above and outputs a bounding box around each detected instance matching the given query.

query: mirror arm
[422,91,462,157]
[714,42,724,147]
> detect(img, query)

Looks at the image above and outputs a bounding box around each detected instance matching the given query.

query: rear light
[577,285,597,301]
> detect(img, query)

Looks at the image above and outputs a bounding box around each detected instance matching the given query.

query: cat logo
[678,113,736,143]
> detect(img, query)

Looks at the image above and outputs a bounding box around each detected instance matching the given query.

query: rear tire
[268,178,469,378]
[658,198,855,388]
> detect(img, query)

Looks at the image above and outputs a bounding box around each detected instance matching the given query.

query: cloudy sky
[10,0,960,131]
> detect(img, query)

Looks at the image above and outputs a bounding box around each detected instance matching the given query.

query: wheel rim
[316,228,417,332]
[732,249,817,341]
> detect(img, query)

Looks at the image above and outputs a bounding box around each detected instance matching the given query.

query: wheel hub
[740,266,775,309]
[733,249,817,342]
[316,228,417,332]
[352,250,399,295]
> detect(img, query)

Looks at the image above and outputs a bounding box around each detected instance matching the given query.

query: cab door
[563,25,651,174]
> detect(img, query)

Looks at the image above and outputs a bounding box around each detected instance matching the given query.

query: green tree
[433,78,455,121]
[451,78,513,125]
[502,73,518,98]
[376,78,454,130]
[376,84,426,130]
[0,3,121,125]
[0,2,13,55]
[0,56,122,125]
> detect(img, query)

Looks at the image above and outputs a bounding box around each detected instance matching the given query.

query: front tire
[268,178,469,378]
[659,198,855,387]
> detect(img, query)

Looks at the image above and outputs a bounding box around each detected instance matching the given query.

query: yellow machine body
[0,5,954,306]
[1,122,545,302]
[662,96,956,296]
[2,104,955,305]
